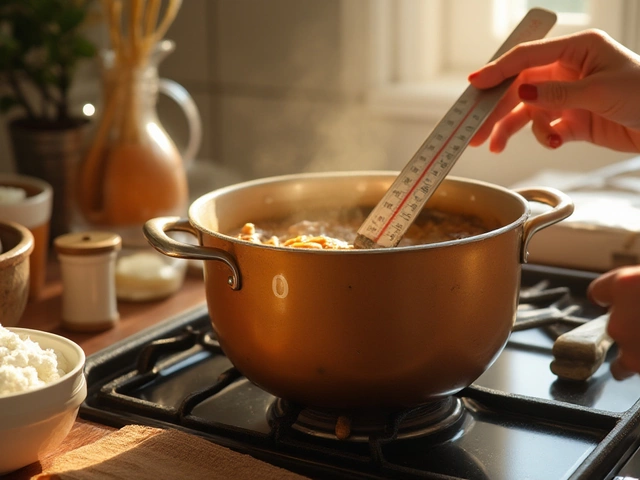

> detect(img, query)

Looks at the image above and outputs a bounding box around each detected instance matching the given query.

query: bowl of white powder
[0,325,86,475]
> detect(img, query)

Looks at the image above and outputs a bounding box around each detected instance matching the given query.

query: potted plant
[0,0,97,239]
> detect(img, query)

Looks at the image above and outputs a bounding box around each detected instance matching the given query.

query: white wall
[1,0,633,188]
[376,117,633,187]
[156,0,630,188]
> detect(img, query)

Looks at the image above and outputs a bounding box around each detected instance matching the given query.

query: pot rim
[0,221,35,266]
[0,173,53,208]
[188,170,530,254]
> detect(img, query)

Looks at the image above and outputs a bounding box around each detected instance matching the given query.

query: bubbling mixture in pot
[231,207,496,249]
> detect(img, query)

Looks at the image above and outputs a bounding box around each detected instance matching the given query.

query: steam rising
[238,102,393,180]
[219,7,394,180]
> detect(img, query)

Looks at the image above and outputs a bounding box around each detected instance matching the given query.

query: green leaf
[0,0,98,122]
[29,66,57,87]
[71,35,96,58]
[0,36,19,69]
[12,12,45,51]
[57,6,85,33]
[0,94,19,113]
[32,0,57,23]
[45,37,61,63]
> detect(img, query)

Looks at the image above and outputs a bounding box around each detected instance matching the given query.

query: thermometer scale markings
[355,8,557,249]
[374,96,483,244]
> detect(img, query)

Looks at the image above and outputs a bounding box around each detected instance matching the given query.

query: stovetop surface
[80,264,640,480]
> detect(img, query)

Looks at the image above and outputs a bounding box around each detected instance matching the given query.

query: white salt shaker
[54,231,122,332]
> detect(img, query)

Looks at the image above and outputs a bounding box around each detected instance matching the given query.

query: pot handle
[516,187,574,263]
[143,217,241,290]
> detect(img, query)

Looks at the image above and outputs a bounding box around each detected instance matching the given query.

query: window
[365,0,640,120]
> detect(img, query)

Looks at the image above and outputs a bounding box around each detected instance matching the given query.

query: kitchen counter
[4,261,207,480]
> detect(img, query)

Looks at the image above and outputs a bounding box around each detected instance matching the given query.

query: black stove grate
[80,264,640,480]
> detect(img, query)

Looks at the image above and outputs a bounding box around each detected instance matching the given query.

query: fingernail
[587,289,608,307]
[548,134,562,149]
[518,83,538,101]
[468,71,480,82]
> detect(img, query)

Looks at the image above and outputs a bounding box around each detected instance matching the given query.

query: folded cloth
[34,424,309,480]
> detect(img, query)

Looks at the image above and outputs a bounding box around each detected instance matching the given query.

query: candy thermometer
[354,8,557,249]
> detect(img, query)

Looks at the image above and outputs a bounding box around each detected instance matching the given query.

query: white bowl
[0,328,86,475]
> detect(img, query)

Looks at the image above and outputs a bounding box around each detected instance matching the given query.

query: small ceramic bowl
[0,220,34,327]
[0,328,87,475]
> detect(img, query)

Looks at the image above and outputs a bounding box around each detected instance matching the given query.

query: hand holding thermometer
[354,8,558,250]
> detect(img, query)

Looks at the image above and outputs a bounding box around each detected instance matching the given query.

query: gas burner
[269,396,464,442]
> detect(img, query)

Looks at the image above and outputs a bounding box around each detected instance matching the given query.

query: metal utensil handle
[355,8,558,249]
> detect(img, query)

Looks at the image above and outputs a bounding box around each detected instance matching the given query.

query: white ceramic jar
[54,231,122,332]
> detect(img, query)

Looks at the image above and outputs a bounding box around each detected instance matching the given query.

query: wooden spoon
[550,314,613,381]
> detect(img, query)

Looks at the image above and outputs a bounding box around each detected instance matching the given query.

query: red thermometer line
[375,101,481,244]
[354,8,557,249]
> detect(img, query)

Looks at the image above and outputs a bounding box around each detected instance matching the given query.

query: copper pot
[144,171,573,409]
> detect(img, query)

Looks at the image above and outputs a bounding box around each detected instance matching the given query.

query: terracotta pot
[144,171,573,409]
[0,221,34,327]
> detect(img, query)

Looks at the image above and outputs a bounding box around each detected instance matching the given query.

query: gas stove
[80,264,640,480]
